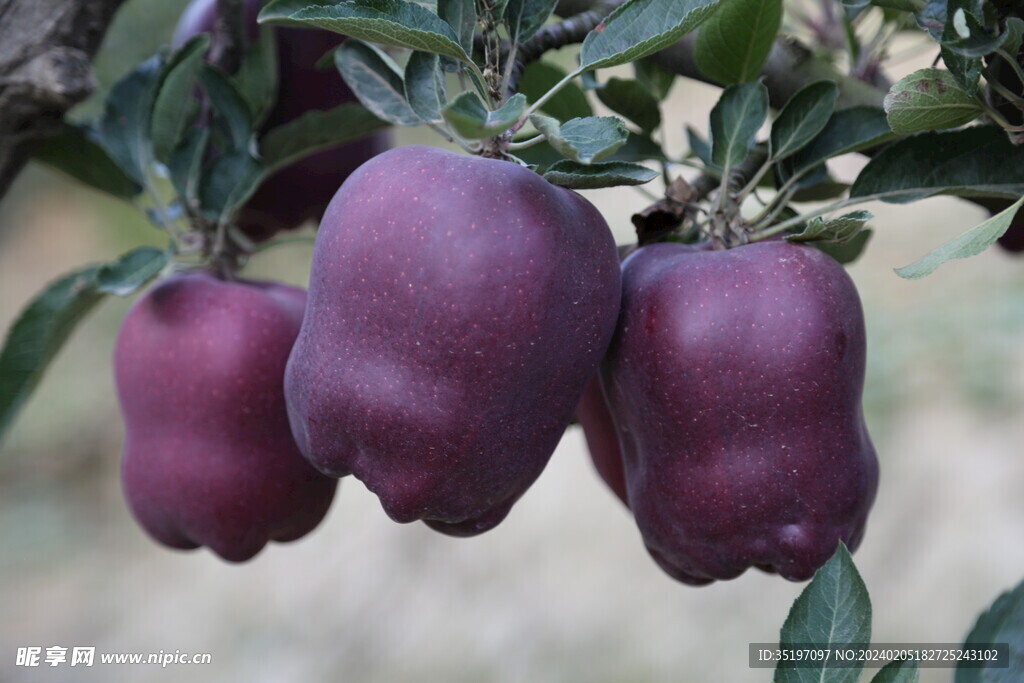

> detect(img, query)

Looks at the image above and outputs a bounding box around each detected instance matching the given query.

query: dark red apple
[284,146,622,536]
[173,0,389,240]
[576,376,628,505]
[115,271,337,562]
[601,241,878,584]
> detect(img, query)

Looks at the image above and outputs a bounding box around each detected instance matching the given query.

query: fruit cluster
[113,1,879,582]
[172,0,389,241]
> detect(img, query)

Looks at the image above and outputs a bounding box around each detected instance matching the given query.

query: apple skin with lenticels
[115,271,337,562]
[173,0,389,240]
[284,145,622,537]
[600,240,879,584]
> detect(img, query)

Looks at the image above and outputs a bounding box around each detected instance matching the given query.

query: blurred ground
[1,2,1023,682]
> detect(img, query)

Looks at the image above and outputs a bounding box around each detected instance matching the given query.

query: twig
[505,1,624,97]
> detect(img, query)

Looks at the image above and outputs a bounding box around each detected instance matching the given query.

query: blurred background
[1,1,1023,681]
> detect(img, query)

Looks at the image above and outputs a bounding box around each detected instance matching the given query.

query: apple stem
[506,134,545,151]
[479,0,506,108]
[516,68,585,132]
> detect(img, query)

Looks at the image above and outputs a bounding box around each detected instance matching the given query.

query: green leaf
[98,54,165,185]
[542,159,658,189]
[443,92,527,139]
[786,162,829,192]
[511,132,666,169]
[694,0,782,85]
[579,0,722,70]
[941,46,982,95]
[917,0,945,41]
[490,0,511,20]
[785,106,894,179]
[152,35,208,165]
[941,0,1004,58]
[634,57,676,100]
[895,196,1024,279]
[530,114,629,164]
[710,80,768,170]
[437,0,475,55]
[580,70,602,90]
[232,25,280,127]
[814,228,873,265]
[404,51,448,123]
[198,65,254,152]
[596,77,661,132]
[872,658,920,683]
[199,149,264,221]
[261,103,389,169]
[335,40,421,126]
[505,0,558,43]
[770,81,839,161]
[850,126,1024,203]
[259,0,471,63]
[0,267,104,442]
[1002,17,1024,58]
[686,125,716,168]
[168,127,209,206]
[223,161,267,218]
[787,210,872,243]
[773,543,872,683]
[791,179,849,202]
[0,247,166,442]
[883,67,983,135]
[33,123,143,200]
[518,62,593,121]
[612,133,668,162]
[956,575,1024,683]
[96,247,169,296]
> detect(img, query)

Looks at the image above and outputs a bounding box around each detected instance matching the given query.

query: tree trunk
[0,0,126,201]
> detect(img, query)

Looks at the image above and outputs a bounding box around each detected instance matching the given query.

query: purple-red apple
[115,271,337,562]
[601,241,878,584]
[284,146,622,536]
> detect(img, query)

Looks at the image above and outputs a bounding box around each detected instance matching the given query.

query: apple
[115,271,337,562]
[576,376,628,505]
[173,0,390,240]
[601,241,878,584]
[285,146,622,536]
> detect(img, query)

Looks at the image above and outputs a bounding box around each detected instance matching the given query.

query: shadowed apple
[116,271,337,562]
[576,376,628,506]
[601,241,878,584]
[173,0,389,240]
[285,146,622,536]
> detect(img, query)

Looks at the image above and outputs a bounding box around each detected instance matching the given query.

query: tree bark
[0,0,126,200]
